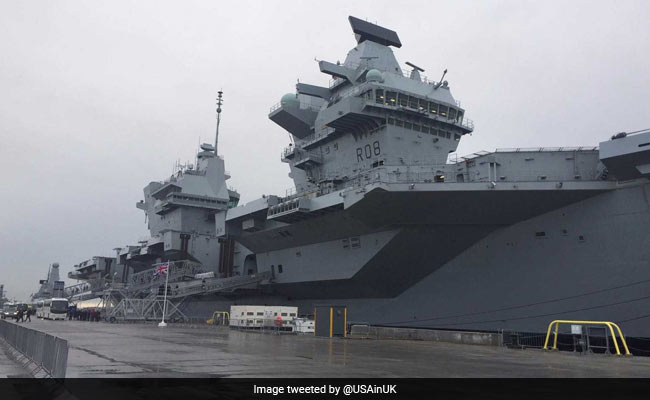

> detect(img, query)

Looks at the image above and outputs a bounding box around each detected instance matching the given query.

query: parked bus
[39,298,68,320]
[1,302,18,320]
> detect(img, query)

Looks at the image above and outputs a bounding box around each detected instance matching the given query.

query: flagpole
[158,260,170,327]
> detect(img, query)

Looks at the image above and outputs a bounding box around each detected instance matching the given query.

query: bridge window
[350,237,361,248]
[404,121,412,130]
[387,117,395,125]
[413,124,421,132]
[395,119,404,127]
[449,108,457,120]
[386,91,397,104]
[454,134,461,141]
[435,175,445,182]
[418,99,427,112]
[398,93,408,107]
[457,110,464,123]
[278,264,283,273]
[439,105,448,117]
[408,96,418,109]
[535,231,546,238]
[421,125,430,134]
[375,89,384,104]
[429,102,438,114]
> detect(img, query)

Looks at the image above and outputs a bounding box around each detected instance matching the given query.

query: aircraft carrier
[63,16,650,339]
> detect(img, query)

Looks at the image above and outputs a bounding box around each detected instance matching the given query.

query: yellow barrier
[543,320,631,355]
[206,311,230,325]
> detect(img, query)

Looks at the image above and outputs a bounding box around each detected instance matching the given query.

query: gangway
[166,271,272,299]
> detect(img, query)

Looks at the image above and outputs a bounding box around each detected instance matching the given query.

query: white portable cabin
[229,305,298,330]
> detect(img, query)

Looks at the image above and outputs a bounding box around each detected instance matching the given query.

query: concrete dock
[7,319,650,378]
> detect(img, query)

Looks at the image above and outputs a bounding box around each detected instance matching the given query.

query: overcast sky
[1,0,648,301]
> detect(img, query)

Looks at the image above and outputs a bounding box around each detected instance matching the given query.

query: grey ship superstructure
[65,17,650,339]
[31,263,64,302]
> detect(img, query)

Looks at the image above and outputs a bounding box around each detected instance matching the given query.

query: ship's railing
[327,60,441,88]
[495,146,599,153]
[269,101,322,114]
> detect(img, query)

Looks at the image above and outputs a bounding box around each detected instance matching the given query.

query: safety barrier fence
[0,319,68,378]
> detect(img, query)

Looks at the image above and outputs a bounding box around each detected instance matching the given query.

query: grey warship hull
[183,179,650,337]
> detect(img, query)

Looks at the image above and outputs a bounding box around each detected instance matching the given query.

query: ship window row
[387,118,461,141]
[374,89,463,123]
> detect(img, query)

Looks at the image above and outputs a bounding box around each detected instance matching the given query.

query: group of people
[66,306,102,322]
[13,308,34,323]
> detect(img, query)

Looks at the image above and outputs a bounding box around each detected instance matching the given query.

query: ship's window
[421,126,430,134]
[449,108,457,120]
[429,102,438,114]
[535,232,546,238]
[386,91,397,104]
[457,110,464,123]
[395,119,404,127]
[454,134,460,141]
[408,96,418,109]
[404,121,412,130]
[387,118,395,125]
[413,124,421,132]
[342,238,350,249]
[419,99,427,112]
[375,89,384,104]
[446,132,451,139]
[350,236,361,248]
[278,264,283,273]
[578,235,585,242]
[398,93,408,107]
[435,175,445,182]
[439,105,448,117]
[333,142,338,150]
[438,130,446,138]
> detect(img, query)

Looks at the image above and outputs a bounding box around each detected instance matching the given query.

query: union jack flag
[153,264,169,278]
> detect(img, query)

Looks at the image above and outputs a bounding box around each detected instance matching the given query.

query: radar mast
[214,90,223,154]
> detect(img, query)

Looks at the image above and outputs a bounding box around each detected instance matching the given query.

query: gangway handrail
[542,319,631,355]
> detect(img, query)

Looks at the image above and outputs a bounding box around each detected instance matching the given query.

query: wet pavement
[11,319,650,378]
[0,342,29,378]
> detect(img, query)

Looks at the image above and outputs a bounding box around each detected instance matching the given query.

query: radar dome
[281,93,299,108]
[366,69,383,82]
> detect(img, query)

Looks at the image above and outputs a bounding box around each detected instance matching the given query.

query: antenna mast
[215,90,223,154]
